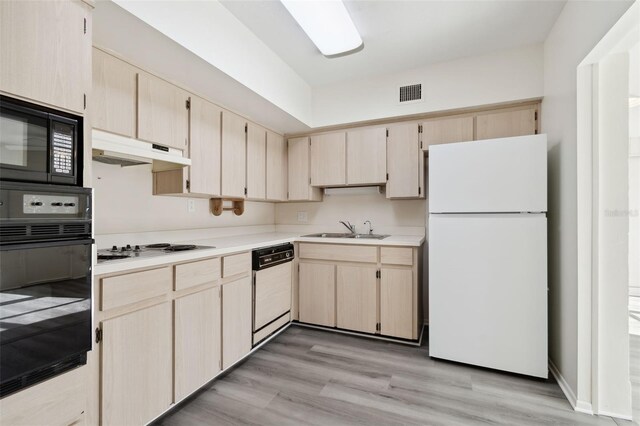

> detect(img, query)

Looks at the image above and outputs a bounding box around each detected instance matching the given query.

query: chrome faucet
[364,220,373,235]
[339,220,356,234]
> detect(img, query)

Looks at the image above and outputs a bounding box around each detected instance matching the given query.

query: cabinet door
[175,287,221,402]
[137,72,189,150]
[476,107,537,140]
[387,123,421,198]
[336,265,377,334]
[380,268,414,339]
[0,0,91,114]
[189,96,221,196]
[222,277,252,369]
[246,122,266,200]
[288,137,322,201]
[266,130,287,201]
[101,302,172,426]
[422,116,473,149]
[346,127,387,185]
[298,262,335,327]
[92,48,137,138]
[221,110,247,199]
[310,132,346,186]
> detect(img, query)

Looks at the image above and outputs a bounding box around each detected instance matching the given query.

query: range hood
[92,129,191,171]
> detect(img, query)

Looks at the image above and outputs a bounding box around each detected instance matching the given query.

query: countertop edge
[94,233,425,276]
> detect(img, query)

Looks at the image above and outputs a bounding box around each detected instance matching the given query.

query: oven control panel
[23,194,79,214]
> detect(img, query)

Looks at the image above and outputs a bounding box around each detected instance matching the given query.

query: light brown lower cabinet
[174,287,222,402]
[297,243,420,340]
[222,276,252,369]
[380,267,414,339]
[298,262,336,327]
[101,302,172,426]
[336,265,377,333]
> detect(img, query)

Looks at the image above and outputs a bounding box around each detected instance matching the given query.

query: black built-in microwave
[0,96,82,186]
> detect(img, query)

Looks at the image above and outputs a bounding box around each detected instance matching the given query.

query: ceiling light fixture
[280,0,362,57]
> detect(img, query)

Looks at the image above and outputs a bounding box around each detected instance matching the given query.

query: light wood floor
[157,326,629,426]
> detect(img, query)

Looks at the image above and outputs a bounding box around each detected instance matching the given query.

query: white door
[429,134,547,213]
[428,213,548,378]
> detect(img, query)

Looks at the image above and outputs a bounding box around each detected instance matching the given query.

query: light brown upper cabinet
[288,137,322,202]
[189,96,222,196]
[266,131,287,201]
[221,111,247,199]
[346,127,387,185]
[0,0,91,114]
[92,48,137,138]
[137,72,189,151]
[310,132,346,186]
[153,95,221,198]
[422,116,474,150]
[476,106,538,140]
[386,123,424,199]
[246,122,267,200]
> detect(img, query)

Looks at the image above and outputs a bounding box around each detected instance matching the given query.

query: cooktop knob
[126,244,132,250]
[111,245,118,252]
[121,247,127,252]
[134,245,141,251]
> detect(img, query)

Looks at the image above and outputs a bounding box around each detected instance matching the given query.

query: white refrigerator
[428,134,548,378]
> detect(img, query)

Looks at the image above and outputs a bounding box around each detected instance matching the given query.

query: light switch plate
[188,199,196,213]
[297,211,308,222]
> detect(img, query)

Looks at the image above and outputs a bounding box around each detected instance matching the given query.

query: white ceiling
[220,0,567,87]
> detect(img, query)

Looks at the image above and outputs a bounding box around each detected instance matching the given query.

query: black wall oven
[0,182,92,397]
[0,96,82,186]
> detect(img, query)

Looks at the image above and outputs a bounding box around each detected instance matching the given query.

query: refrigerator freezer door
[428,213,548,378]
[429,134,547,213]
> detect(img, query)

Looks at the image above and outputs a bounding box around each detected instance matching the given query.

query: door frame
[576,2,638,419]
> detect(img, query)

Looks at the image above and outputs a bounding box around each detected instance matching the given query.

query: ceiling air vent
[399,84,422,103]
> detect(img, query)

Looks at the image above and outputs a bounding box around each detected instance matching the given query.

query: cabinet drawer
[299,243,377,263]
[175,258,220,291]
[101,267,172,311]
[380,247,413,266]
[222,252,251,278]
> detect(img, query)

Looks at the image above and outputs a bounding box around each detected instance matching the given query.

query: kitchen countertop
[93,232,425,276]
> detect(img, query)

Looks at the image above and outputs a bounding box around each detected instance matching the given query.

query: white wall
[108,0,313,127]
[311,43,544,127]
[275,191,425,235]
[92,161,275,238]
[542,0,634,410]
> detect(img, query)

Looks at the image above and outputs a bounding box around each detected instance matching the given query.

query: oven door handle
[0,238,94,251]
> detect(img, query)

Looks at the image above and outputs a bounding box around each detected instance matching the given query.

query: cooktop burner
[145,243,171,249]
[97,242,215,263]
[164,244,196,252]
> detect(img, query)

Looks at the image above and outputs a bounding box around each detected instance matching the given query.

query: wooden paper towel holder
[210,198,244,216]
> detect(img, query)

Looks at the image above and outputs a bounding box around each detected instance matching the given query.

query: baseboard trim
[598,410,633,421]
[548,359,593,415]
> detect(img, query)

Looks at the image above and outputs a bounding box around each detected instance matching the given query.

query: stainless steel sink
[352,234,389,239]
[302,233,389,240]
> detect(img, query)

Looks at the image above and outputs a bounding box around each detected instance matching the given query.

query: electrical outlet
[297,211,308,222]
[187,199,196,213]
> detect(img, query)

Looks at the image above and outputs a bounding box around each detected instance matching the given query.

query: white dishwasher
[252,243,293,346]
